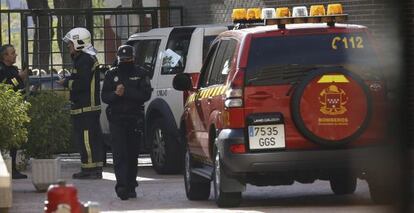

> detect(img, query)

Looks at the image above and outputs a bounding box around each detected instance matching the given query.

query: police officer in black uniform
[101,45,152,200]
[0,44,28,179]
[57,27,103,179]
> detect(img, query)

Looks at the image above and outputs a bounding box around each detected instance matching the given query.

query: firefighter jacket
[101,63,152,119]
[63,52,101,115]
[0,61,24,92]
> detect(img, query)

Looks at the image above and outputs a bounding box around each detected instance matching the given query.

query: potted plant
[24,91,71,192]
[0,83,30,173]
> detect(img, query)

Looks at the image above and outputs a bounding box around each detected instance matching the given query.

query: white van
[100,25,231,174]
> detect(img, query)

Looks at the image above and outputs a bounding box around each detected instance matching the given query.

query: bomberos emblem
[319,85,348,115]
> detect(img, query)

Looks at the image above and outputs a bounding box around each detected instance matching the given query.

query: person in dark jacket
[57,27,103,179]
[101,45,152,200]
[0,44,28,179]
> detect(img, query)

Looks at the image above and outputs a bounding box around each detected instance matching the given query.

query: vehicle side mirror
[173,73,193,91]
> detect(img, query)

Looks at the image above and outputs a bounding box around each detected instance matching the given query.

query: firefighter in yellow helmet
[57,27,103,179]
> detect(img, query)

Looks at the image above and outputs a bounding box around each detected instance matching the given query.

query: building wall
[167,0,399,47]
[169,0,264,25]
[169,0,396,36]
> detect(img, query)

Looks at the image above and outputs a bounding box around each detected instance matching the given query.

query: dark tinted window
[199,42,219,88]
[208,39,237,86]
[161,28,195,75]
[246,33,380,86]
[208,41,228,86]
[203,35,217,60]
[133,39,161,79]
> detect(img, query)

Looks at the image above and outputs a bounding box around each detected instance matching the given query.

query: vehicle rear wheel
[213,146,241,208]
[330,175,357,195]
[184,146,210,200]
[149,118,182,174]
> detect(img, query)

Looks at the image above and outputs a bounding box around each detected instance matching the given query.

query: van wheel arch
[146,98,183,174]
[145,99,180,146]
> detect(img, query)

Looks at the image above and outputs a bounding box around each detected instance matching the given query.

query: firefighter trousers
[72,112,103,172]
[109,117,141,192]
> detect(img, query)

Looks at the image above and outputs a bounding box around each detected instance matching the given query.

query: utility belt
[70,105,101,115]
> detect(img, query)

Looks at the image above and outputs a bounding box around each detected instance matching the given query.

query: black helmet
[117,45,134,62]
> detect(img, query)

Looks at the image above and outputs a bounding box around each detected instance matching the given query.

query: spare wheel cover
[291,68,372,147]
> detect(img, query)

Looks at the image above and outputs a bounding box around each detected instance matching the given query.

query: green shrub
[24,91,71,159]
[0,84,30,151]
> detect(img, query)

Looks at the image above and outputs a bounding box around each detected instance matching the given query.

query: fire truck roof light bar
[231,4,347,28]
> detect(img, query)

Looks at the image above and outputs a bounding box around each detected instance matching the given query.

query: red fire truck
[174,4,399,208]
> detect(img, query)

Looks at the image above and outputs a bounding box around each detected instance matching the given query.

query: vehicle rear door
[202,38,238,160]
[130,36,166,101]
[152,28,195,126]
[186,42,219,158]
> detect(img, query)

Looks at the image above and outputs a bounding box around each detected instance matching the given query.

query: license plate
[248,124,285,150]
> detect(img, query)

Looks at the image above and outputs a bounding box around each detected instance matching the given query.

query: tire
[149,118,182,174]
[290,68,372,148]
[213,146,241,208]
[330,175,357,195]
[184,146,210,200]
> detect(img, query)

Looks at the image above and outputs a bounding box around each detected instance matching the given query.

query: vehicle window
[246,33,380,86]
[198,42,219,88]
[207,39,237,86]
[161,28,195,75]
[207,41,228,86]
[133,39,161,79]
[203,35,217,60]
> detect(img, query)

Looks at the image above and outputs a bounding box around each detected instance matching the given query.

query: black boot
[128,188,137,198]
[116,187,129,200]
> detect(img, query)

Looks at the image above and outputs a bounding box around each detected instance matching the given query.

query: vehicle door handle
[247,92,272,99]
[207,97,212,104]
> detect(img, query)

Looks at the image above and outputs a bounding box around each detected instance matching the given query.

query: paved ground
[9,154,404,213]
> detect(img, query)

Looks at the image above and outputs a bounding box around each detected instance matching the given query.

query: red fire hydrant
[44,180,82,213]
